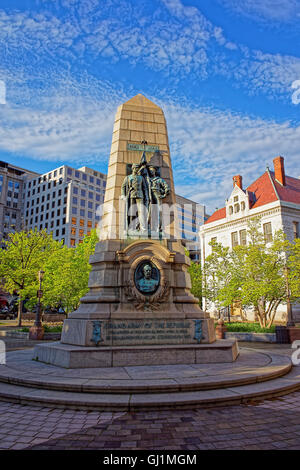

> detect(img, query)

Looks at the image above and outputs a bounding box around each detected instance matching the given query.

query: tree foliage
[0,229,99,322]
[0,229,61,325]
[188,261,202,307]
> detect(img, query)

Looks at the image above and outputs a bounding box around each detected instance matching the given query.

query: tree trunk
[17,299,23,327]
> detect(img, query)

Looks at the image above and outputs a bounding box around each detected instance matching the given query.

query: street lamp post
[285,266,294,327]
[29,270,45,340]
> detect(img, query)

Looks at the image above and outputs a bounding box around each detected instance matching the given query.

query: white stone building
[200,156,300,321]
[23,165,107,247]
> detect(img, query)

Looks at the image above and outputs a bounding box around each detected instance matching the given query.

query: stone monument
[33,94,238,368]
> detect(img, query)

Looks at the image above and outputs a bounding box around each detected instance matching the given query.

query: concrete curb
[225,332,276,343]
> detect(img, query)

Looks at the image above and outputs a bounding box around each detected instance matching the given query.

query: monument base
[32,339,239,368]
[61,317,216,347]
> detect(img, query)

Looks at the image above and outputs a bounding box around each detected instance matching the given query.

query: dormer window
[234,203,240,213]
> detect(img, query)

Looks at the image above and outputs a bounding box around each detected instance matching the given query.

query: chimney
[273,156,285,186]
[233,175,243,189]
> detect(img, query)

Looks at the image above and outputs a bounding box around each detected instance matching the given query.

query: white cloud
[162,101,300,211]
[218,0,300,23]
[1,77,299,213]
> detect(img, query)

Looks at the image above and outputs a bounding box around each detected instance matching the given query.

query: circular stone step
[0,349,292,394]
[0,348,298,411]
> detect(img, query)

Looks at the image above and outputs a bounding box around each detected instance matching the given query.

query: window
[239,229,247,246]
[73,187,78,195]
[67,168,72,176]
[71,217,76,225]
[80,219,84,227]
[79,229,84,237]
[71,227,76,236]
[70,238,76,247]
[80,199,85,207]
[72,197,77,205]
[72,207,77,215]
[263,222,272,243]
[234,203,240,213]
[89,176,94,183]
[75,171,80,179]
[87,221,92,228]
[241,201,245,211]
[81,189,86,197]
[80,209,85,217]
[234,196,238,202]
[293,222,299,239]
[88,211,93,219]
[88,201,93,209]
[231,232,239,248]
[229,206,233,215]
[88,192,93,199]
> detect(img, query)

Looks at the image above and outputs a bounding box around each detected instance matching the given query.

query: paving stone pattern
[0,393,300,450]
[1,343,299,450]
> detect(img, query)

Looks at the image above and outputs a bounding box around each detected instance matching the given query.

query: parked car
[0,306,15,320]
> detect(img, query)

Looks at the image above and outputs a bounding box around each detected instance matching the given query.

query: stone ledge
[32,340,239,368]
[225,332,276,343]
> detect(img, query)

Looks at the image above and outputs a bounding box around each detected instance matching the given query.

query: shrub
[224,322,276,333]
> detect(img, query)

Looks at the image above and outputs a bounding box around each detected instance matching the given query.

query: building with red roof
[200,156,300,321]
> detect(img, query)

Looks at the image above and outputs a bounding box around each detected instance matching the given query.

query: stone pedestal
[61,239,216,348]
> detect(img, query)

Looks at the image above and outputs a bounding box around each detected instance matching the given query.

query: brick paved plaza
[0,392,300,450]
[0,339,299,450]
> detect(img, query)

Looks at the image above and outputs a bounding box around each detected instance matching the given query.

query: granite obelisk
[33,94,238,367]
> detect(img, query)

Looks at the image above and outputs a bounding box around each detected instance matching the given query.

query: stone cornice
[201,207,282,234]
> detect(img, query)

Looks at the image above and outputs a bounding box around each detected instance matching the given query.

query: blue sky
[0,0,300,212]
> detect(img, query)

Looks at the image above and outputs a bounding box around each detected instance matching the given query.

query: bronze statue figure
[121,152,170,238]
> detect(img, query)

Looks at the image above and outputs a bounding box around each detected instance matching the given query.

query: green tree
[41,230,99,313]
[188,261,202,307]
[202,218,294,327]
[288,237,300,302]
[0,230,61,326]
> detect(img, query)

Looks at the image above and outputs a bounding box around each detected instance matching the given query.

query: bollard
[216,319,227,340]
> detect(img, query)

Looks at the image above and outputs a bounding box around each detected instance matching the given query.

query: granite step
[0,358,291,394]
[0,367,298,411]
[0,363,299,411]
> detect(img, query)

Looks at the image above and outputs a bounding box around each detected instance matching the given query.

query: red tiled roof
[204,169,300,225]
[271,171,300,205]
[204,207,226,224]
[247,171,277,209]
